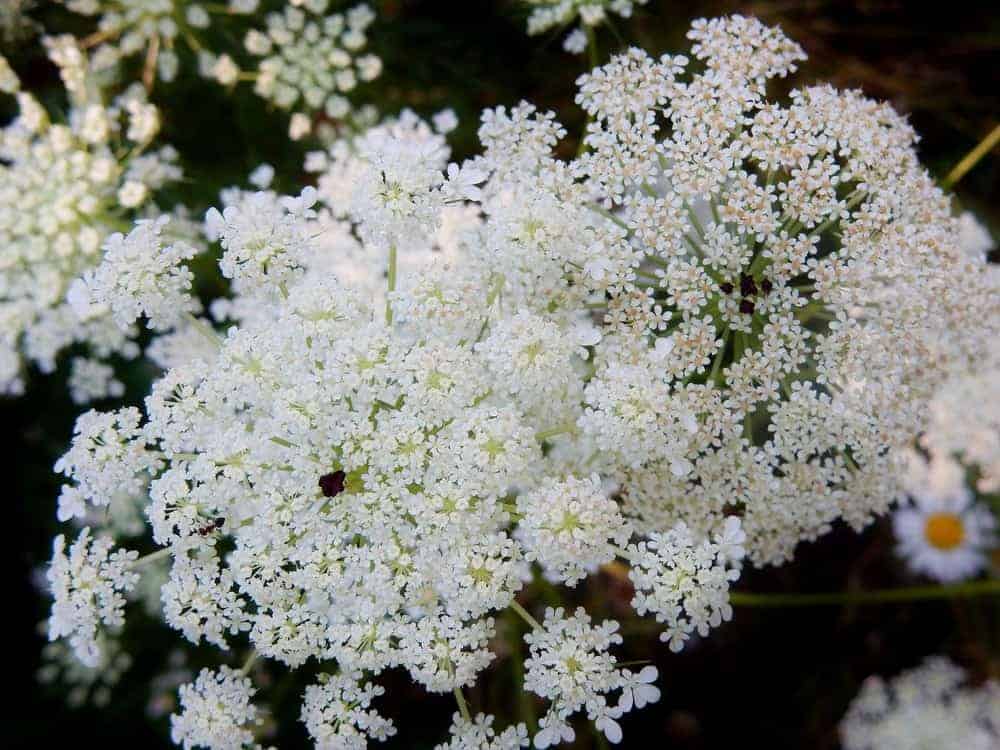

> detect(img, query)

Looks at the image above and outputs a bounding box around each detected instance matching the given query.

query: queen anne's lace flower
[47,528,139,667]
[42,15,996,747]
[398,616,497,692]
[206,186,320,299]
[627,518,745,651]
[47,170,681,745]
[517,474,631,585]
[564,15,998,564]
[523,1,649,54]
[59,0,257,85]
[170,666,260,750]
[304,109,478,308]
[524,607,659,747]
[0,37,178,395]
[436,713,528,750]
[54,407,162,521]
[841,657,1000,750]
[70,216,199,332]
[245,1,381,139]
[161,552,249,648]
[301,672,396,749]
[68,356,125,404]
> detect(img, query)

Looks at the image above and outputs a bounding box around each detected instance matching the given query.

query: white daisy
[893,485,996,583]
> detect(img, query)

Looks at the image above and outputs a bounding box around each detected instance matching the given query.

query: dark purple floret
[319,470,346,498]
[739,298,756,315]
[720,281,735,295]
[739,274,758,297]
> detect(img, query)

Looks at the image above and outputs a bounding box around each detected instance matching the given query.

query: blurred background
[7,1,998,747]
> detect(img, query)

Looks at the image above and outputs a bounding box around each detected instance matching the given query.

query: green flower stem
[535,422,577,442]
[453,686,472,723]
[942,123,1000,190]
[130,546,172,569]
[587,203,629,229]
[184,312,223,349]
[730,579,1000,607]
[683,233,705,257]
[510,599,543,631]
[500,502,524,520]
[573,26,600,159]
[709,327,730,385]
[240,649,258,676]
[684,201,707,240]
[810,190,868,237]
[385,244,398,325]
[508,608,537,733]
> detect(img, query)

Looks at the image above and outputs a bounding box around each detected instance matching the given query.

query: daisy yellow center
[923,512,965,551]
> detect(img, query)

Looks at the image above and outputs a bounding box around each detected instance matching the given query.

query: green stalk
[130,546,172,569]
[240,649,258,676]
[730,579,1000,607]
[942,123,1000,190]
[535,422,577,442]
[385,244,397,325]
[453,687,472,723]
[184,312,222,349]
[510,599,543,631]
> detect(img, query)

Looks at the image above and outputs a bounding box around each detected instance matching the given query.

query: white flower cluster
[46,148,736,744]
[435,714,528,750]
[60,0,258,84]
[956,211,994,263]
[524,607,660,746]
[517,474,630,585]
[301,672,396,749]
[40,14,999,749]
[54,406,162,522]
[564,16,998,565]
[244,1,382,139]
[891,334,999,582]
[68,356,125,403]
[0,39,179,396]
[70,215,199,332]
[56,1,380,133]
[170,666,260,750]
[628,518,745,651]
[921,336,1000,494]
[304,108,477,306]
[523,1,649,53]
[47,528,139,667]
[841,657,1000,750]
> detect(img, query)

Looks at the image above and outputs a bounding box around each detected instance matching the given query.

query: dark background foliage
[8,1,999,747]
